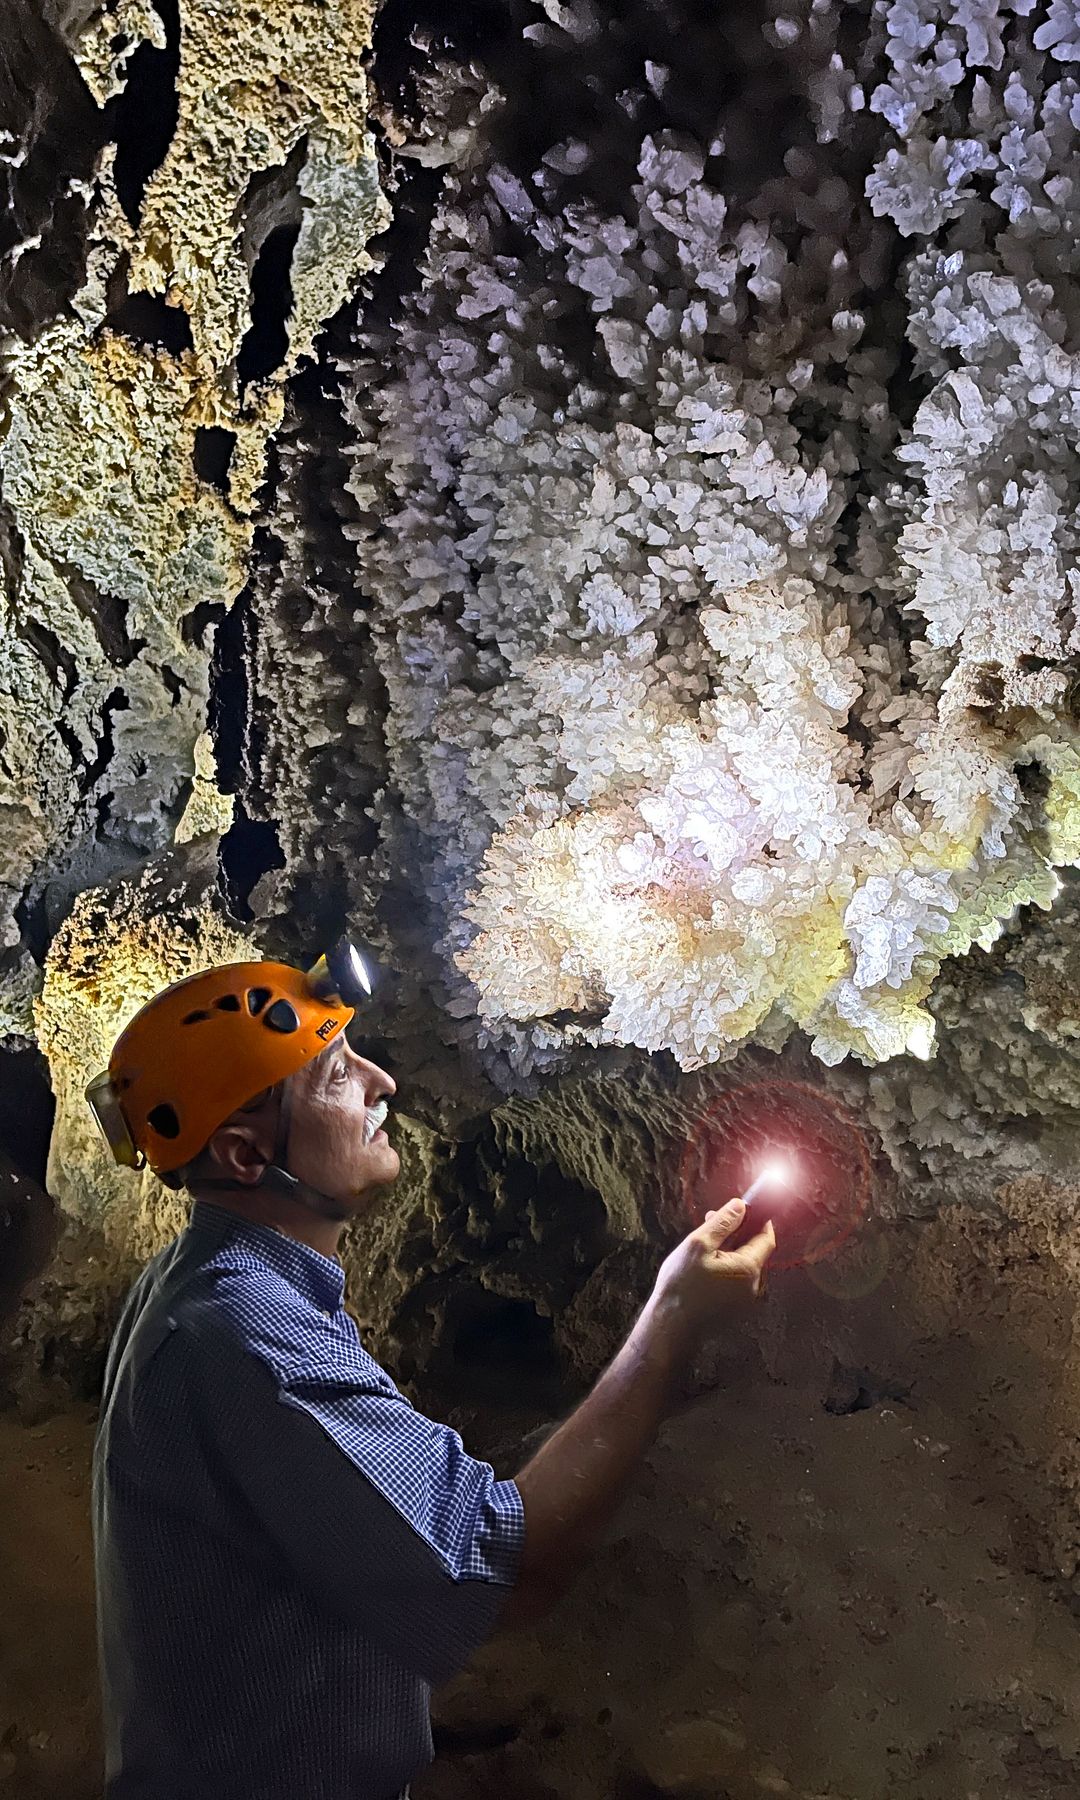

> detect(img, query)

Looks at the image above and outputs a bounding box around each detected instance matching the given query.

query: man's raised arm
[507,1196,775,1623]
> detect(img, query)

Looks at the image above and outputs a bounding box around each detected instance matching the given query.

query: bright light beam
[349,945,373,996]
[741,1158,796,1207]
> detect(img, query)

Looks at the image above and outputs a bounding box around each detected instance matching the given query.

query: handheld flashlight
[740,1158,795,1207]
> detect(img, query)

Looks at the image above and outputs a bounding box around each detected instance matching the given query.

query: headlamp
[306,937,376,1010]
[85,1069,144,1169]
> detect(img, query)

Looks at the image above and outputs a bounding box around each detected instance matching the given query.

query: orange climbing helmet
[85,942,375,1175]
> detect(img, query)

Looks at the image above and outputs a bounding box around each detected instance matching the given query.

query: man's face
[285,1036,400,1217]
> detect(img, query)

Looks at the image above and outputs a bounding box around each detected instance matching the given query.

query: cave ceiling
[4,0,1080,1216]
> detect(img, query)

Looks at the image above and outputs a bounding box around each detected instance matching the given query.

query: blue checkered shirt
[93,1201,524,1800]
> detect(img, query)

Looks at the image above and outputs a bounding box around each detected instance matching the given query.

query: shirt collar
[188,1200,346,1313]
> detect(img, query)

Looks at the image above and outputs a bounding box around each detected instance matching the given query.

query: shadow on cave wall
[0,0,105,342]
[380,1129,616,1423]
[0,1048,59,1369]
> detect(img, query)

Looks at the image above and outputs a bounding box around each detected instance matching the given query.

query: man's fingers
[713,1219,777,1287]
[741,1220,777,1288]
[697,1197,745,1247]
[747,1218,777,1263]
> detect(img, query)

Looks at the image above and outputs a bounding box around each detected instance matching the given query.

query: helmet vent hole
[214,994,242,1012]
[148,1103,181,1140]
[247,987,272,1016]
[264,1000,300,1034]
[182,1009,211,1025]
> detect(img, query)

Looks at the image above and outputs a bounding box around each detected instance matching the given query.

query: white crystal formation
[343,0,1080,1075]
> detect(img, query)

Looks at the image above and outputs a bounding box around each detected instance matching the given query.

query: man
[89,949,774,1800]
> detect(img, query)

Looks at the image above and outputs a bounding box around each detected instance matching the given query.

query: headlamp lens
[307,938,376,1009]
[344,943,373,999]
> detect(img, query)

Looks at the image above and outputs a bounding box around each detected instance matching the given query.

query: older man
[88,950,774,1800]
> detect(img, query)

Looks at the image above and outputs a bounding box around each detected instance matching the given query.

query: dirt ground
[5,1287,1080,1800]
[0,1407,100,1800]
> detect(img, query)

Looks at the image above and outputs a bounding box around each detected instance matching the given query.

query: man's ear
[203,1120,272,1187]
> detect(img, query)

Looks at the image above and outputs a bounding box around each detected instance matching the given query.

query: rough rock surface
[5,4,1080,1798]
[9,1213,1080,1798]
[0,0,386,1038]
[417,1257,1080,1800]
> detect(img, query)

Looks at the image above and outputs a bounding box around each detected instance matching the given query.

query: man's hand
[646,1198,776,1346]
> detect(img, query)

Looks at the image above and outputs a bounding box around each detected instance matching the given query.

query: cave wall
[8,4,1080,1168]
[5,3,1080,1796]
[0,0,386,1040]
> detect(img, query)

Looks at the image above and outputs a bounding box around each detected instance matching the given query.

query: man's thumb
[699,1197,746,1246]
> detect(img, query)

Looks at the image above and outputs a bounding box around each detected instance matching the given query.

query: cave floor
[422,1359,1080,1800]
[5,1336,1080,1800]
[0,1407,99,1800]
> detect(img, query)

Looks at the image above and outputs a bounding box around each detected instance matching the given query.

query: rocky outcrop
[0,0,387,1040]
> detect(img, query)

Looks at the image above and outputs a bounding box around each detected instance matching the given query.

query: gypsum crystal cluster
[342,0,1080,1076]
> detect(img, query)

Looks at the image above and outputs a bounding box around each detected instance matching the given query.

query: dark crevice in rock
[107,0,182,229]
[239,139,307,273]
[225,352,391,958]
[451,1291,560,1381]
[17,615,79,705]
[13,879,50,965]
[209,583,255,797]
[885,326,930,436]
[209,561,297,914]
[0,497,26,610]
[181,599,228,650]
[357,155,445,336]
[0,0,105,341]
[0,1048,55,1192]
[212,608,289,935]
[78,689,130,797]
[160,664,184,707]
[237,222,302,390]
[55,719,87,778]
[106,284,195,356]
[0,1162,58,1357]
[193,427,237,496]
[60,563,146,669]
[217,805,287,924]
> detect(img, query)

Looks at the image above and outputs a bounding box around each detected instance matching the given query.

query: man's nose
[352,1052,396,1099]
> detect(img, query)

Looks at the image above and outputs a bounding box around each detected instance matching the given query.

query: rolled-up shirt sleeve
[185,1285,524,1687]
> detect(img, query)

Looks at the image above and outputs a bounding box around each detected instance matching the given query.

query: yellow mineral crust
[98,0,388,377]
[0,0,387,1025]
[4,322,248,621]
[36,861,253,1240]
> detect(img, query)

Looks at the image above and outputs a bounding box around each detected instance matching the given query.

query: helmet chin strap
[259,1080,300,1195]
[192,1083,303,1197]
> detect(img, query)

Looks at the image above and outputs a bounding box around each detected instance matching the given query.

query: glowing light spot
[906,1015,936,1060]
[741,1157,797,1205]
[673,1079,872,1273]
